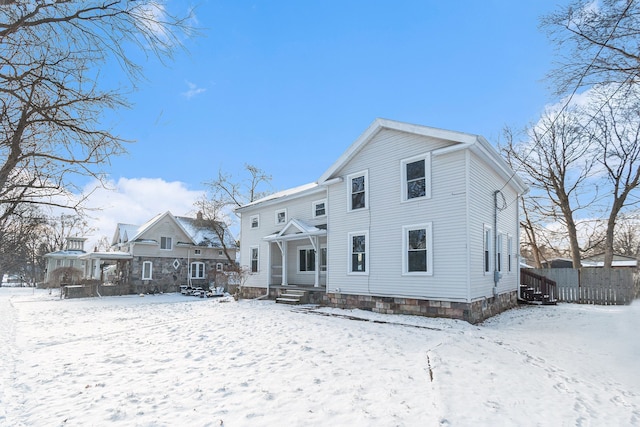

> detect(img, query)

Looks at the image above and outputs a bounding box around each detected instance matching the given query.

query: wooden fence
[526,268,639,305]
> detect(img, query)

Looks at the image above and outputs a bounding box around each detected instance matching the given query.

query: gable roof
[112,211,237,249]
[318,118,528,194]
[235,182,323,212]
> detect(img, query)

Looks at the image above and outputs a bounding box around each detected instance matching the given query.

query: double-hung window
[401,153,431,201]
[483,225,492,274]
[348,171,368,211]
[507,235,513,272]
[496,233,504,272]
[250,247,259,273]
[349,232,368,274]
[313,199,326,218]
[190,262,205,279]
[250,215,259,229]
[403,223,433,275]
[160,236,172,250]
[142,261,153,280]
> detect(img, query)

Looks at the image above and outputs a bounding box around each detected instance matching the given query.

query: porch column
[281,242,288,286]
[313,236,320,287]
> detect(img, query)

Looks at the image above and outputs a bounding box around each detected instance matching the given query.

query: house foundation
[234,286,518,324]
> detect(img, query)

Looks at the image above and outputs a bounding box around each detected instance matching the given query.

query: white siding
[467,151,520,300]
[238,189,327,288]
[326,128,470,301]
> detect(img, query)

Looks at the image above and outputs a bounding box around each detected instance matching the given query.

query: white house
[43,236,89,284]
[235,118,528,323]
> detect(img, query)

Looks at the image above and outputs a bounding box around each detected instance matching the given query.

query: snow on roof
[235,182,322,212]
[175,216,238,249]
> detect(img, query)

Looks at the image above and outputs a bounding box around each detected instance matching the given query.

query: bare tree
[503,108,597,267]
[587,85,640,267]
[0,202,45,284]
[542,0,640,95]
[0,1,192,220]
[197,164,272,264]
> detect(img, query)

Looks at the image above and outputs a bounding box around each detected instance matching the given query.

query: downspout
[493,190,501,295]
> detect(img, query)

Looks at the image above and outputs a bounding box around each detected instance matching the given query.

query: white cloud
[182,80,206,99]
[80,177,205,251]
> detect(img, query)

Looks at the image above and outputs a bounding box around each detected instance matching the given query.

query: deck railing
[520,269,557,302]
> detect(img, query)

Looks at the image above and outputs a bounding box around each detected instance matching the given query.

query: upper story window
[275,209,287,225]
[402,153,431,201]
[160,237,172,250]
[250,215,259,229]
[194,249,201,255]
[313,199,326,218]
[348,170,368,211]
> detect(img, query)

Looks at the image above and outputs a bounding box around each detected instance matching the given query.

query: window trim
[297,245,316,274]
[401,153,431,202]
[483,225,492,274]
[216,263,223,272]
[275,208,287,225]
[250,214,260,229]
[496,233,504,273]
[160,236,172,250]
[190,261,205,279]
[348,231,369,275]
[347,170,369,212]
[402,223,433,276]
[312,199,327,218]
[250,246,259,273]
[142,261,153,280]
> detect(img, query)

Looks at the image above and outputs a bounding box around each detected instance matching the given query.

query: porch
[264,219,327,289]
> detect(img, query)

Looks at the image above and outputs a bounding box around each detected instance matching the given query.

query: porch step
[276,289,307,305]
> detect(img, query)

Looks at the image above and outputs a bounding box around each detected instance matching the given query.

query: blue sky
[106,0,563,190]
[82,0,566,245]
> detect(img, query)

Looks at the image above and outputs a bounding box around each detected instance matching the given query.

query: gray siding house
[109,211,238,293]
[236,118,527,323]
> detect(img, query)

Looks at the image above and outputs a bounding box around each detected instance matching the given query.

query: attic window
[194,249,201,255]
[250,215,259,229]
[160,237,172,250]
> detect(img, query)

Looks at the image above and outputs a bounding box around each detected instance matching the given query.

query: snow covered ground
[0,287,638,426]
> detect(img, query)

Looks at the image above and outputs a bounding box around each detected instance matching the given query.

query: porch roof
[264,219,326,242]
[79,251,133,261]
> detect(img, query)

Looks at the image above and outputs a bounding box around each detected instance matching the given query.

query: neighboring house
[109,211,238,293]
[43,237,88,284]
[42,211,238,294]
[235,118,528,323]
[581,253,638,269]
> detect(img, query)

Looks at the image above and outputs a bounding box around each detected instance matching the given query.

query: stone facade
[130,257,228,294]
[322,291,518,324]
